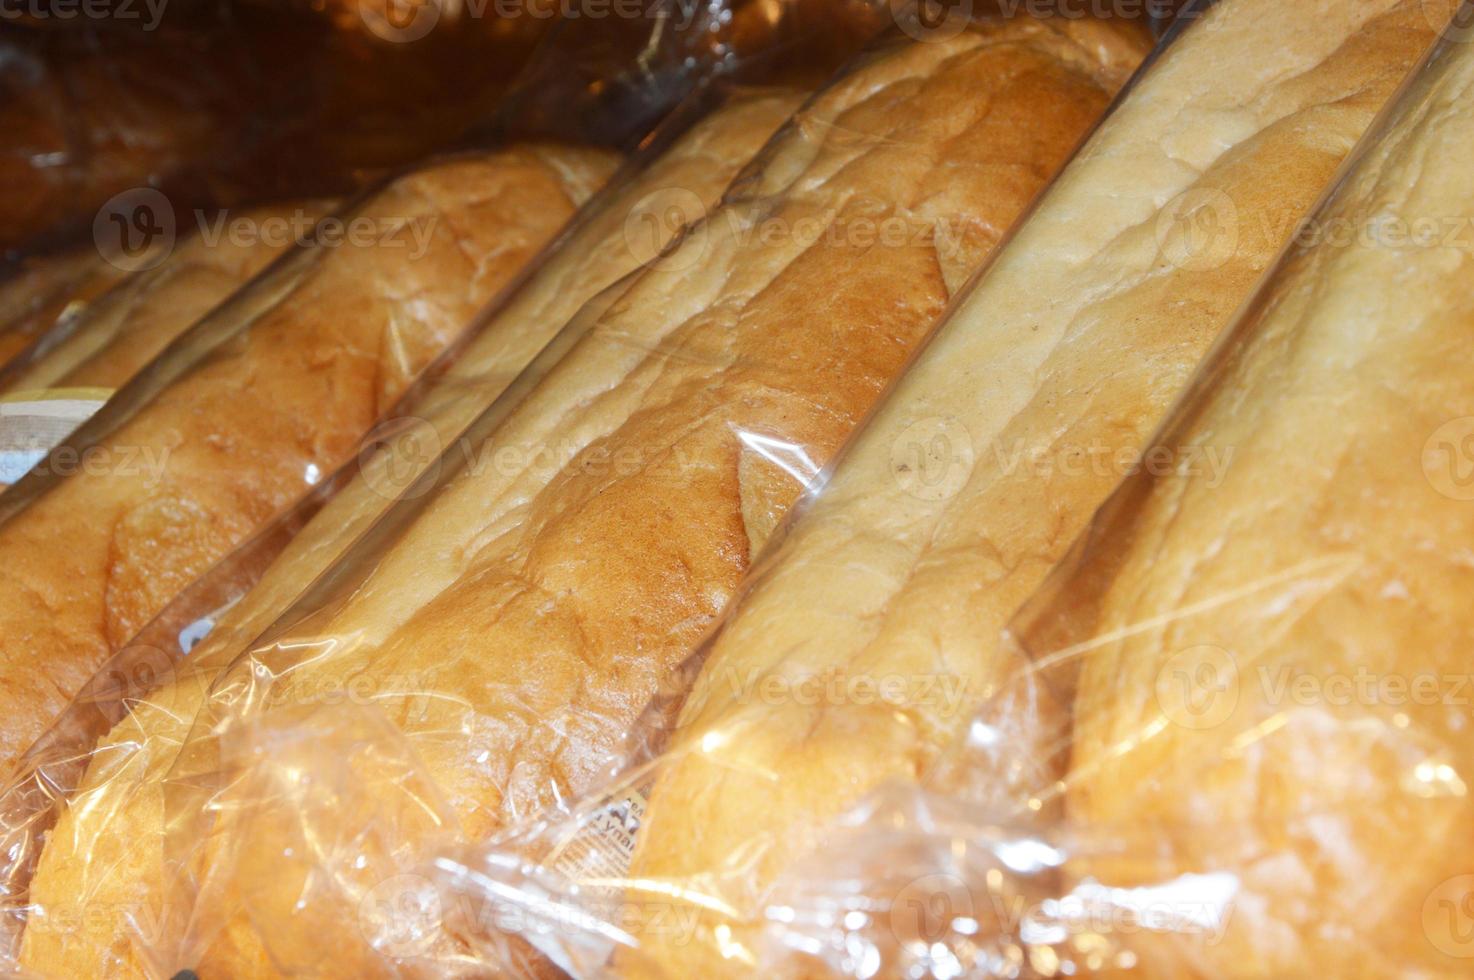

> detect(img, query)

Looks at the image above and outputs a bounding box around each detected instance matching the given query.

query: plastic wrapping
[0,0,555,258]
[3,8,1155,977]
[0,2,885,975]
[385,0,1458,976]
[0,0,825,469]
[85,86,813,679]
[0,249,131,374]
[0,138,621,742]
[1,0,903,710]
[0,79,810,976]
[0,199,338,398]
[750,12,1474,976]
[0,200,342,489]
[0,0,779,831]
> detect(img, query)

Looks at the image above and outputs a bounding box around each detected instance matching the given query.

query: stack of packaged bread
[0,0,1469,976]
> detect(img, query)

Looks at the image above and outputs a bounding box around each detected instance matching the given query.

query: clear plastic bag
[0,248,131,374]
[0,0,554,258]
[0,2,891,976]
[398,0,1460,976]
[0,0,806,476]
[0,138,620,748]
[0,199,339,398]
[7,7,1157,977]
[0,0,772,896]
[0,200,343,491]
[749,12,1474,976]
[0,79,811,977]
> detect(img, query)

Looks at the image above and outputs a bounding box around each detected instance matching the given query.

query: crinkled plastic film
[0,2,896,976]
[678,6,1474,978]
[718,15,1474,977]
[0,2,810,969]
[0,7,1163,977]
[996,18,1474,975]
[0,141,617,754]
[390,0,1462,976]
[0,200,346,493]
[0,0,776,464]
[0,76,825,973]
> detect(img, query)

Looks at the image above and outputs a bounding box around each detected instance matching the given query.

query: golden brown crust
[1063,32,1474,978]
[283,13,1130,828]
[166,17,1135,976]
[183,92,812,677]
[16,92,798,980]
[1,200,336,395]
[626,2,1446,977]
[0,145,616,771]
[0,250,128,374]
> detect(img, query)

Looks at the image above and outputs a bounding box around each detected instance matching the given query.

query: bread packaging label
[547,791,647,883]
[504,789,648,975]
[0,388,112,484]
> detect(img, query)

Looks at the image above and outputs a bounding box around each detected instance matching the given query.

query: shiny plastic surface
[415,0,1460,977]
[0,2,551,258]
[0,2,885,977]
[750,15,1474,976]
[0,201,340,432]
[6,8,1153,977]
[0,12,775,976]
[0,249,131,373]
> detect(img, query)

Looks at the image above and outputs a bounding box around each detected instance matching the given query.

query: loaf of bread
[165,91,807,669]
[0,145,616,771]
[0,200,335,396]
[105,16,1144,976]
[0,36,229,255]
[1030,30,1474,978]
[0,250,129,374]
[12,90,801,980]
[0,11,550,255]
[623,1,1451,977]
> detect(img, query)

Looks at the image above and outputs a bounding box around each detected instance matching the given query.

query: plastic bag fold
[0,1,891,976]
[0,250,131,374]
[724,4,1474,977]
[0,200,338,399]
[13,7,1155,977]
[415,0,1463,976]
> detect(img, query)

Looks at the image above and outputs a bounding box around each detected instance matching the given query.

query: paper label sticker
[548,792,646,884]
[520,791,648,978]
[0,387,112,483]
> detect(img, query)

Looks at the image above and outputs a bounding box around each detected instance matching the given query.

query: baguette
[0,145,617,769]
[14,90,804,980]
[1047,28,1474,977]
[163,16,1147,976]
[0,39,227,255]
[0,250,129,374]
[1,200,335,396]
[624,1,1452,977]
[0,13,550,255]
[177,92,809,664]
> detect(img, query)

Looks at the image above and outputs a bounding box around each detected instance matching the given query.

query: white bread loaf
[14,91,803,980]
[0,250,128,374]
[0,200,335,395]
[175,90,808,690]
[0,145,617,770]
[152,16,1146,976]
[625,1,1453,977]
[1043,27,1474,978]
